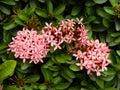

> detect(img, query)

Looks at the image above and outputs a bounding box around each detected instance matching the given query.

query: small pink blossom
[8,28,49,64]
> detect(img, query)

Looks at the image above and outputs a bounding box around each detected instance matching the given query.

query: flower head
[74,40,111,76]
[8,28,49,64]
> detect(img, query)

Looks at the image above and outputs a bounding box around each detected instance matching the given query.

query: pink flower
[8,28,50,64]
[42,23,63,50]
[74,40,111,76]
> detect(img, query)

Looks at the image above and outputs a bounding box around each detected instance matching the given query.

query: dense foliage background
[0,0,120,90]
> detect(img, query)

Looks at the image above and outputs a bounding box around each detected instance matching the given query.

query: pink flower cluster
[8,29,49,64]
[73,40,110,76]
[8,18,111,76]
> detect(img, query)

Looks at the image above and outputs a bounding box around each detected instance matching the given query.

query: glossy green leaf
[93,0,107,4]
[108,40,120,46]
[85,0,96,6]
[3,86,20,90]
[96,8,111,19]
[15,18,25,26]
[71,6,81,16]
[43,60,54,68]
[0,44,7,51]
[55,82,70,89]
[115,19,120,31]
[3,21,17,30]
[109,0,118,7]
[114,36,120,43]
[69,64,80,71]
[96,78,104,89]
[52,76,62,84]
[18,12,29,21]
[0,60,16,84]
[92,24,107,32]
[54,3,66,15]
[86,16,96,23]
[27,7,35,15]
[61,71,73,82]
[20,62,30,70]
[103,68,116,75]
[102,18,110,28]
[38,84,47,90]
[55,54,67,63]
[46,0,53,13]
[54,15,64,20]
[35,8,48,18]
[0,0,15,5]
[41,67,53,82]
[63,67,76,78]
[27,74,40,83]
[104,7,115,15]
[100,75,115,81]
[104,87,117,90]
[48,66,60,71]
[111,33,120,37]
[116,50,120,56]
[0,5,11,15]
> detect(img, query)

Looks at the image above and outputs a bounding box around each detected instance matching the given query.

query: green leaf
[0,5,11,15]
[63,67,76,78]
[52,76,62,84]
[48,66,60,71]
[43,60,54,68]
[85,0,96,7]
[0,0,15,5]
[3,21,17,30]
[104,7,115,15]
[115,19,120,31]
[3,86,20,90]
[114,36,120,43]
[18,12,29,21]
[54,3,66,15]
[86,16,96,23]
[54,15,64,20]
[27,7,35,15]
[0,60,17,84]
[96,8,111,19]
[93,0,107,4]
[27,74,40,83]
[102,18,110,28]
[61,71,73,82]
[116,50,120,56]
[46,0,53,13]
[71,6,81,16]
[103,68,116,75]
[109,0,118,7]
[38,84,47,90]
[0,44,7,51]
[92,24,107,32]
[69,64,80,71]
[96,78,104,89]
[55,54,67,63]
[20,62,30,70]
[111,33,120,37]
[41,66,53,82]
[100,75,115,81]
[104,87,117,90]
[15,18,25,26]
[108,40,120,46]
[55,82,70,89]
[35,8,48,18]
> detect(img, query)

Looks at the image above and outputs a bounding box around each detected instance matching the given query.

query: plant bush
[0,0,120,90]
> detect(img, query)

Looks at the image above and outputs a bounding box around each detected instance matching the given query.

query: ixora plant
[8,18,111,77]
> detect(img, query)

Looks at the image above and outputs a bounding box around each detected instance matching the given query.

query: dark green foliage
[0,0,120,90]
